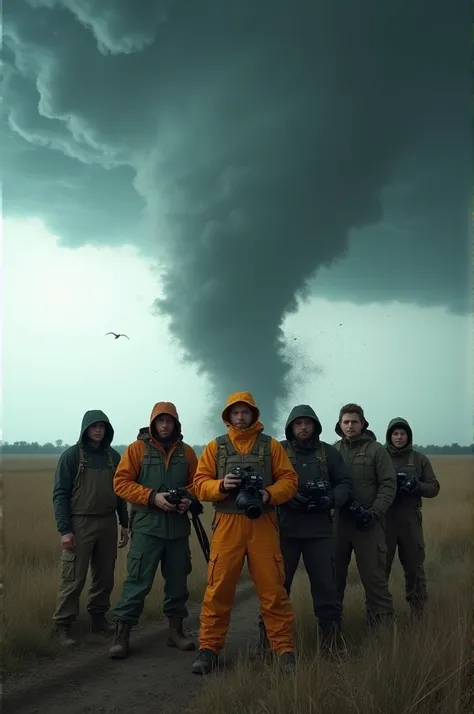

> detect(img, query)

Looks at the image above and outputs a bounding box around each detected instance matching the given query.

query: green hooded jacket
[278,405,353,537]
[52,410,129,535]
[384,417,440,506]
[333,420,396,518]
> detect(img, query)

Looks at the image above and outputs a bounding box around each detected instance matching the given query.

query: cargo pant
[112,531,192,625]
[280,536,341,624]
[334,512,394,619]
[385,505,427,611]
[52,514,118,623]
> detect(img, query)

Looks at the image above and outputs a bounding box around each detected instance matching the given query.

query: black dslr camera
[301,478,332,512]
[348,501,374,530]
[166,486,187,507]
[396,471,417,494]
[230,466,264,520]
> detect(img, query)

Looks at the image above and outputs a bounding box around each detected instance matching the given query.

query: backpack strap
[215,434,235,478]
[106,447,116,472]
[255,433,272,472]
[77,446,86,476]
[316,442,328,479]
[407,451,416,467]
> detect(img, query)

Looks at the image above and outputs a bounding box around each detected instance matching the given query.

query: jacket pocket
[60,550,76,582]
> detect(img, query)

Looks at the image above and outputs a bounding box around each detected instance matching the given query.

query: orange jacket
[193,391,297,506]
[114,401,197,506]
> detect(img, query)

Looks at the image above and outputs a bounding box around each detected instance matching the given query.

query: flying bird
[105,332,130,340]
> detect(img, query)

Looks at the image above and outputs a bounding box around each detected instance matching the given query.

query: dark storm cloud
[3,0,470,425]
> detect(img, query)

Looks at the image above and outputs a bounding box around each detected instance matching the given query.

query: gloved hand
[287,493,310,510]
[357,508,378,531]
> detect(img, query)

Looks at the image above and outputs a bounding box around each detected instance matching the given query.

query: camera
[230,466,264,520]
[301,478,332,512]
[348,501,374,529]
[166,486,187,507]
[396,472,417,494]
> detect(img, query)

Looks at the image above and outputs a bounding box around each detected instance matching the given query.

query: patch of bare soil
[3,581,261,714]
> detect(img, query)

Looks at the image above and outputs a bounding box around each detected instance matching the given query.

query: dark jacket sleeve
[418,453,440,498]
[326,445,353,508]
[371,445,397,517]
[112,449,130,528]
[52,446,79,535]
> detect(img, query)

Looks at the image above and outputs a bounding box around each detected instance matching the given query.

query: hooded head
[222,392,261,431]
[385,417,413,452]
[335,403,370,439]
[149,401,183,446]
[79,410,114,449]
[285,404,322,445]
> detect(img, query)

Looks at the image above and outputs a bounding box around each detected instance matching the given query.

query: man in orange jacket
[191,392,298,675]
[108,402,199,659]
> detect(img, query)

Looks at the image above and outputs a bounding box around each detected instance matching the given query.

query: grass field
[187,455,474,714]
[3,455,473,713]
[2,454,215,669]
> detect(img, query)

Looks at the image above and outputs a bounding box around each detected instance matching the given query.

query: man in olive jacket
[52,410,130,646]
[333,403,397,627]
[384,417,440,617]
[256,404,352,653]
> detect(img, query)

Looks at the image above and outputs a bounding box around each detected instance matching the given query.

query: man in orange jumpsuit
[191,392,298,675]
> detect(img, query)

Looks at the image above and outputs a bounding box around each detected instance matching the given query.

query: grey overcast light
[2,0,472,448]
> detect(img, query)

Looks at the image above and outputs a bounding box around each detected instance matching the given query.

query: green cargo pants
[112,531,192,626]
[334,513,394,618]
[385,505,427,607]
[52,514,118,623]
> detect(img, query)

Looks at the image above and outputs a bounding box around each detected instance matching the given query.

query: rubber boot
[109,622,132,659]
[90,614,115,635]
[55,622,77,647]
[167,617,196,651]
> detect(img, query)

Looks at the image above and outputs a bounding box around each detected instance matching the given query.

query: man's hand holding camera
[222,472,242,491]
[154,490,191,514]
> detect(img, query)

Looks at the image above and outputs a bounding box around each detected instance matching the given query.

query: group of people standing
[51,392,440,675]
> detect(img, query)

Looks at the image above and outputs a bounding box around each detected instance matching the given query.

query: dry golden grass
[187,456,474,714]
[2,454,216,669]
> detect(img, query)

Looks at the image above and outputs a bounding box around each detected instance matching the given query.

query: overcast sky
[3,216,471,447]
[2,1,471,447]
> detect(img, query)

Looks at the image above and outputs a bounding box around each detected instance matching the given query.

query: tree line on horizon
[1,439,473,456]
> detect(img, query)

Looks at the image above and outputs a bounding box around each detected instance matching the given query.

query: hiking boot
[90,614,115,635]
[191,648,218,675]
[55,622,77,647]
[278,651,296,673]
[410,601,426,620]
[367,612,394,630]
[319,621,344,655]
[254,621,271,658]
[167,617,196,651]
[109,622,132,659]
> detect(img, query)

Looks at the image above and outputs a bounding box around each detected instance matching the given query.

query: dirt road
[3,582,260,714]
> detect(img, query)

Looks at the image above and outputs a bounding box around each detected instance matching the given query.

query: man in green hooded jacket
[333,403,396,627]
[256,404,352,653]
[384,417,440,617]
[52,410,130,646]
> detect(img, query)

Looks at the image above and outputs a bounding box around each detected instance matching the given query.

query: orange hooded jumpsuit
[193,392,298,656]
